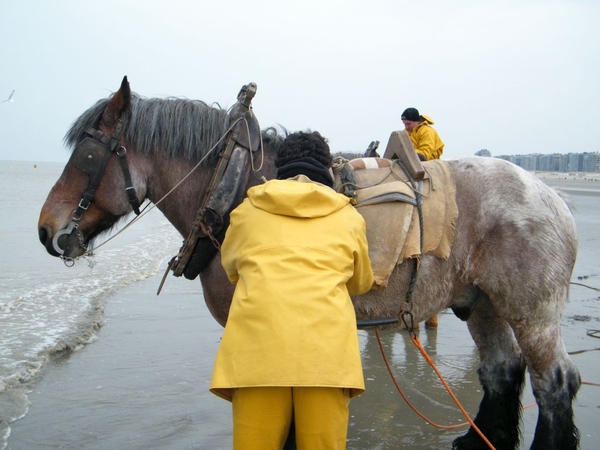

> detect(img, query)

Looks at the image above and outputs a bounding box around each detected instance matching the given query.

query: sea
[0,160,182,448]
[0,159,599,449]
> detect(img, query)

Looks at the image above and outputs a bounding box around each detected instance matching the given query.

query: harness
[167,83,261,280]
[52,118,141,263]
[333,129,429,329]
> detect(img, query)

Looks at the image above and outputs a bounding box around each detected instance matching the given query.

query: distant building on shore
[487,151,599,173]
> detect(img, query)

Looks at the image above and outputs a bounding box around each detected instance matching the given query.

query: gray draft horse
[38,77,580,449]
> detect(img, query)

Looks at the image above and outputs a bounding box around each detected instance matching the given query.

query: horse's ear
[100,76,131,130]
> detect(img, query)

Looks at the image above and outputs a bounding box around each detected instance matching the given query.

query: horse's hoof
[453,434,487,450]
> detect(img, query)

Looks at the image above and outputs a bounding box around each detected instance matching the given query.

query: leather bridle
[52,118,142,262]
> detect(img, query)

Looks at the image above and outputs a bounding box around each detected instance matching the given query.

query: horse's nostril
[39,226,49,246]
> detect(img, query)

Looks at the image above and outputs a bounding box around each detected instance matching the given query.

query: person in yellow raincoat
[210,131,374,450]
[401,107,444,161]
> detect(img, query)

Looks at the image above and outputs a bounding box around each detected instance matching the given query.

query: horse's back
[448,156,576,237]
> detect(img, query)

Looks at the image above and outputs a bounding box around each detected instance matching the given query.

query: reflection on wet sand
[349,314,481,449]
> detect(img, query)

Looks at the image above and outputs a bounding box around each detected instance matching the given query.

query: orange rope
[375,330,497,450]
[375,330,600,449]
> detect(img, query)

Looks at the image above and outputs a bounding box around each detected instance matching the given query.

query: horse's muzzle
[39,224,60,256]
[39,224,86,258]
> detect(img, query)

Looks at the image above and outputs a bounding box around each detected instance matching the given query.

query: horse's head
[38,76,146,260]
[39,77,284,265]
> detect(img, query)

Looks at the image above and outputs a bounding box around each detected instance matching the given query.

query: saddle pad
[336,159,458,288]
[398,160,458,261]
[356,202,414,287]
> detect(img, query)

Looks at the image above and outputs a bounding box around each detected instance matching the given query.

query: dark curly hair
[275,131,333,168]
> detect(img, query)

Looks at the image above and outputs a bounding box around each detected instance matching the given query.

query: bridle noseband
[52,118,142,262]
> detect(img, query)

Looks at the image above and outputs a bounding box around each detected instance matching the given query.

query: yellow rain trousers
[232,386,350,450]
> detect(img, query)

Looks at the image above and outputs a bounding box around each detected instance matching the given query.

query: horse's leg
[425,314,439,328]
[453,296,526,450]
[511,321,580,450]
[406,316,438,330]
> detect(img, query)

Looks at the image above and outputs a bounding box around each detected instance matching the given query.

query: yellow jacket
[210,176,374,401]
[408,115,444,160]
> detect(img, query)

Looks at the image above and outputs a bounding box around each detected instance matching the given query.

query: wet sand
[6,174,600,450]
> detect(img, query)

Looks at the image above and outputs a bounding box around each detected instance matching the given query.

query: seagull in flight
[1,90,15,104]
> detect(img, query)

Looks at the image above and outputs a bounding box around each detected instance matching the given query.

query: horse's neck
[143,155,212,238]
[141,146,277,238]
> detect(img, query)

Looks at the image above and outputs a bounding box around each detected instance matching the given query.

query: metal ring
[51,228,72,255]
[61,256,75,267]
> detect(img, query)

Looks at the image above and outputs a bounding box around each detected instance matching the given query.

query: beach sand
[6,175,600,450]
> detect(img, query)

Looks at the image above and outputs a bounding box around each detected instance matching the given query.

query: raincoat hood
[247,175,351,218]
[420,114,435,126]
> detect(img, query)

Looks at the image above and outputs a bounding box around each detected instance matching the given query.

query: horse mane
[65,93,243,165]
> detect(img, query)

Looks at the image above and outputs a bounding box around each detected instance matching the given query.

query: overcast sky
[1,0,598,163]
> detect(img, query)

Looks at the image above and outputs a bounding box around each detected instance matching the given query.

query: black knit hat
[401,107,421,122]
[275,131,334,187]
[275,131,333,169]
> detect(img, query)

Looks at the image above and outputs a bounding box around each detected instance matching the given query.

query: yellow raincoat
[408,115,444,160]
[210,175,374,401]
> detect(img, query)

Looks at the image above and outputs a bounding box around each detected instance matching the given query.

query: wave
[0,213,181,449]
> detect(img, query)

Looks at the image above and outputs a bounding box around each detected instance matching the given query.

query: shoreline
[534,172,600,197]
[533,171,600,182]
